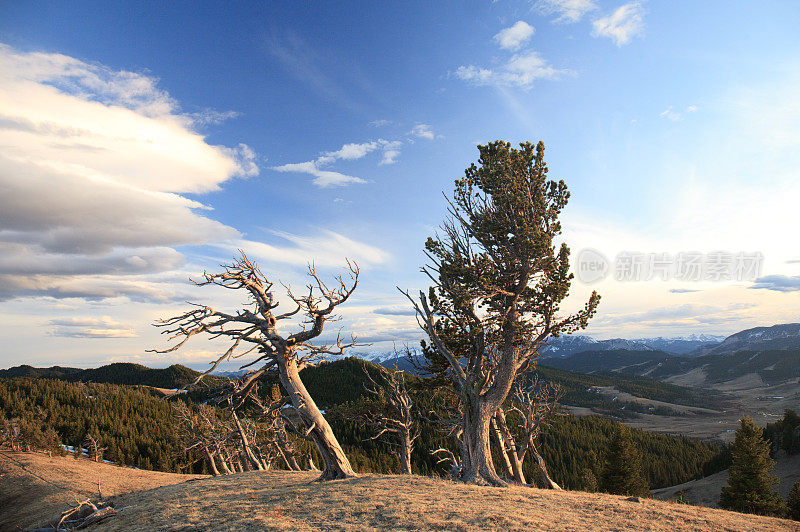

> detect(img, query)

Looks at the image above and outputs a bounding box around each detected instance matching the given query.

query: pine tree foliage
[599,424,649,496]
[719,417,785,517]
[787,481,800,521]
[763,409,800,456]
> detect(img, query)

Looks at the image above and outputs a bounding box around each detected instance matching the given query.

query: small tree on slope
[719,417,785,516]
[404,141,600,486]
[599,424,649,497]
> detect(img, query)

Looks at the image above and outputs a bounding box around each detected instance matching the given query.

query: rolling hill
[2,451,794,531]
[0,362,221,389]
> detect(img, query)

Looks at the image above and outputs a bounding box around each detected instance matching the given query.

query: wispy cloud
[372,306,416,316]
[235,229,390,268]
[750,275,800,292]
[535,0,598,24]
[273,139,403,186]
[272,160,366,187]
[592,3,645,46]
[494,21,535,51]
[48,316,138,338]
[410,124,435,140]
[369,119,392,127]
[660,105,698,121]
[454,51,568,89]
[379,140,402,164]
[189,108,240,126]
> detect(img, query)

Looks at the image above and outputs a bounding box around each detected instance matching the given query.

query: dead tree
[402,141,599,485]
[82,433,105,462]
[248,387,302,471]
[150,252,360,480]
[495,377,563,489]
[363,363,418,475]
[173,402,228,475]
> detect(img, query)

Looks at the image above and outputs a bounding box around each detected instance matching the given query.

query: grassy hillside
[541,349,672,375]
[4,452,794,531]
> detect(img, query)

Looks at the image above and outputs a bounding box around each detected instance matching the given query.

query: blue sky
[1,1,799,368]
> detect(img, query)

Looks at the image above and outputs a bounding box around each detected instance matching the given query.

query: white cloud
[659,105,698,122]
[592,3,645,46]
[379,140,402,164]
[455,51,568,89]
[410,124,435,140]
[48,316,138,338]
[0,44,255,302]
[493,21,535,51]
[369,119,392,127]
[189,108,240,126]
[536,0,598,23]
[234,229,390,269]
[272,160,367,187]
[322,141,379,161]
[273,139,403,186]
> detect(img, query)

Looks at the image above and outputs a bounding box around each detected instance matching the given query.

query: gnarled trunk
[279,355,356,480]
[232,409,263,471]
[459,398,506,486]
[205,448,220,476]
[399,431,413,475]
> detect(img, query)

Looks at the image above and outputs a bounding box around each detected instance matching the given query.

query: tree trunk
[232,410,263,471]
[277,439,300,471]
[491,417,515,479]
[279,354,356,480]
[495,408,527,484]
[218,453,232,475]
[459,398,506,486]
[219,448,234,474]
[308,455,319,471]
[205,448,220,476]
[399,429,413,475]
[529,440,561,490]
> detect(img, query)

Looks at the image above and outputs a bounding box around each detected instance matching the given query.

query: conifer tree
[578,449,600,492]
[600,425,648,496]
[719,417,785,516]
[787,481,800,521]
[405,141,599,485]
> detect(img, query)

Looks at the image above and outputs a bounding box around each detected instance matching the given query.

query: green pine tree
[787,482,800,521]
[600,425,649,496]
[719,417,785,516]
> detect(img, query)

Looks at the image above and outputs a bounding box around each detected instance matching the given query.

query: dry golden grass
[0,450,205,530]
[3,451,798,531]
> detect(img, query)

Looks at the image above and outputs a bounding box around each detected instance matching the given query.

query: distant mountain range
[540,334,726,358]
[368,323,800,388]
[540,323,800,387]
